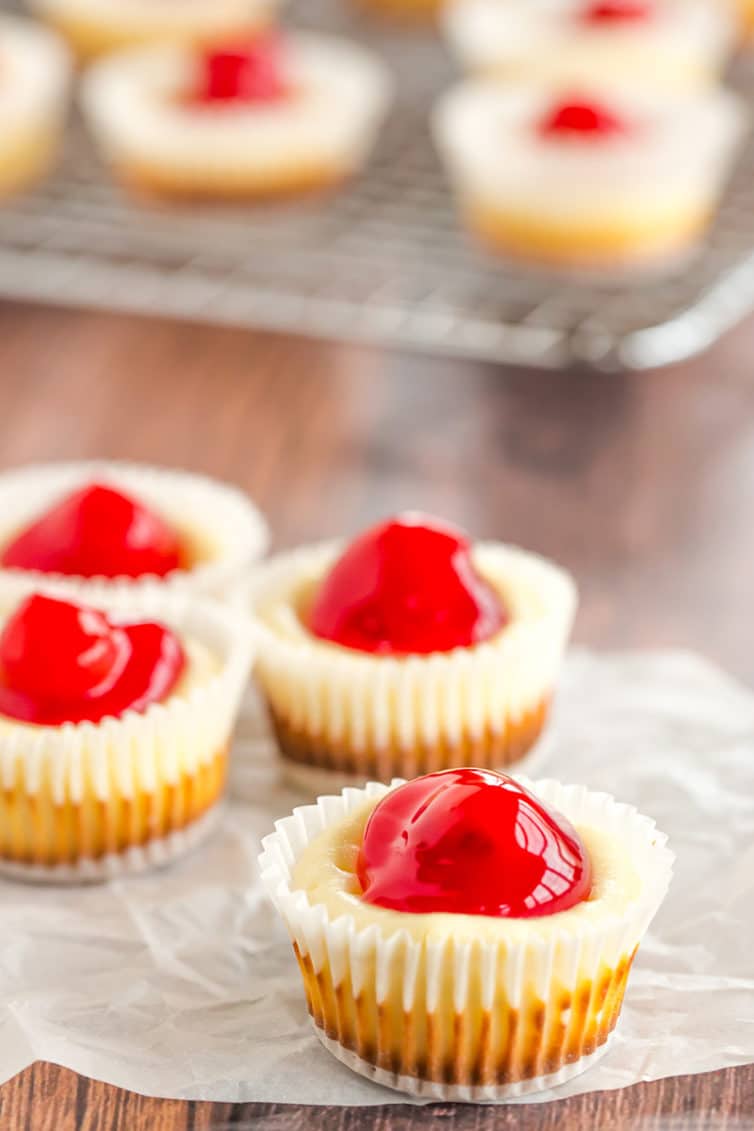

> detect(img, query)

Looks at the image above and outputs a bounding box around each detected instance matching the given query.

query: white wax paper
[1,649,753,1106]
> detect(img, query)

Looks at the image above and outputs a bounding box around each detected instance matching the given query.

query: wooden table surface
[0,301,752,1130]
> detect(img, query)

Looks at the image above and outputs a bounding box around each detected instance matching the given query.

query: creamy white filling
[80,34,393,172]
[433,81,748,220]
[444,0,736,83]
[0,15,71,135]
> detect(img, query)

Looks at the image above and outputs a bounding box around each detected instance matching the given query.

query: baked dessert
[356,0,444,22]
[26,0,283,61]
[0,461,268,600]
[0,15,71,199]
[80,32,393,200]
[260,768,674,1099]
[0,582,252,880]
[248,513,576,787]
[433,82,747,270]
[443,0,737,91]
[737,0,754,39]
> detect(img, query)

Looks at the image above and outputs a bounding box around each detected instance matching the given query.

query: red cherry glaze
[357,768,592,918]
[539,98,629,139]
[581,0,651,22]
[308,514,506,656]
[0,483,184,579]
[0,594,186,725]
[195,35,289,104]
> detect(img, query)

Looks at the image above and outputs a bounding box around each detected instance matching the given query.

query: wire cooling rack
[2,0,754,372]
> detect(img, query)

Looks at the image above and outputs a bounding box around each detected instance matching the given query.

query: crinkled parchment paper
[1,650,753,1105]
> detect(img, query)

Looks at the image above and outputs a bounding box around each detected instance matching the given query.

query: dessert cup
[0,460,269,602]
[443,0,737,91]
[0,578,253,881]
[260,775,674,1099]
[26,0,284,61]
[80,33,393,200]
[433,81,747,271]
[0,15,71,198]
[249,540,577,786]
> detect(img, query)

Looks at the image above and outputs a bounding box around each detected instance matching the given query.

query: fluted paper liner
[0,576,253,881]
[249,541,577,783]
[259,777,674,1100]
[0,460,269,602]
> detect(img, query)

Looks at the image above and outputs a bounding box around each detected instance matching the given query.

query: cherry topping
[195,34,289,104]
[539,98,629,139]
[308,513,506,656]
[581,0,651,22]
[0,483,184,579]
[357,768,592,918]
[0,593,186,725]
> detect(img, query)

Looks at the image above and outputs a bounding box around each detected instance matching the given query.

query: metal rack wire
[1,0,754,371]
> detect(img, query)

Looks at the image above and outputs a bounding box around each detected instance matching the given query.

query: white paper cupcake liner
[248,540,577,782]
[0,460,269,602]
[314,1027,616,1102]
[0,575,254,881]
[259,777,674,1100]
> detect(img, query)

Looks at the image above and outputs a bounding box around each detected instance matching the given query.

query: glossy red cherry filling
[581,0,652,22]
[539,98,629,139]
[308,513,506,656]
[0,593,186,725]
[1,483,184,579]
[194,34,289,104]
[357,768,592,918]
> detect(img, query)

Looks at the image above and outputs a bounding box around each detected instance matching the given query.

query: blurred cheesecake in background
[356,0,444,22]
[737,0,754,39]
[0,461,269,600]
[26,0,285,61]
[0,15,70,198]
[80,32,393,200]
[443,0,737,91]
[433,81,747,272]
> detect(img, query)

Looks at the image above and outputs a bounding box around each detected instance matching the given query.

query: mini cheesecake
[0,461,268,601]
[248,513,577,787]
[0,582,252,880]
[260,769,674,1098]
[356,0,445,22]
[27,0,284,61]
[443,0,737,91]
[738,0,754,40]
[433,82,747,271]
[0,16,71,198]
[80,32,393,200]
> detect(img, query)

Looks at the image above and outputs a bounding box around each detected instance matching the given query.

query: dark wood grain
[0,299,752,1129]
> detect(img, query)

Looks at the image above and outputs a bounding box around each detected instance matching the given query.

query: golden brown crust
[355,0,444,21]
[466,200,709,269]
[293,941,637,1086]
[113,160,351,204]
[268,696,551,779]
[0,744,227,867]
